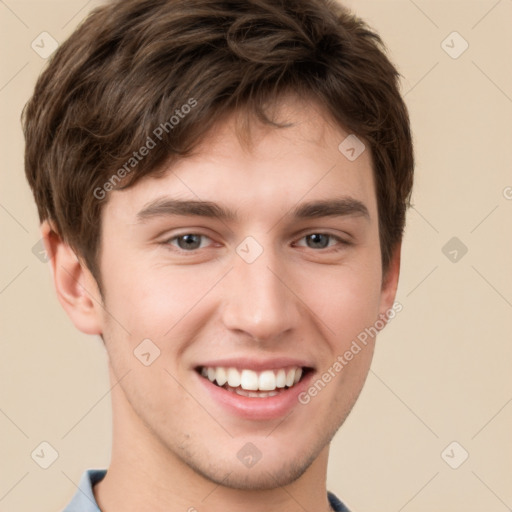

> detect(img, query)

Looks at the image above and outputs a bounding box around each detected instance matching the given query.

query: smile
[197,365,309,397]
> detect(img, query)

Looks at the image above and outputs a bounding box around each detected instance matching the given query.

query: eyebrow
[136,197,370,223]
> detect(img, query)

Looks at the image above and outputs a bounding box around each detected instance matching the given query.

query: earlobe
[377,242,402,328]
[41,220,103,335]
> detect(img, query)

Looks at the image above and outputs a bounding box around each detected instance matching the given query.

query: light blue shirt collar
[62,468,105,511]
[62,468,350,511]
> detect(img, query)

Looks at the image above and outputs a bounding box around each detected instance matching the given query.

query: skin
[43,95,401,512]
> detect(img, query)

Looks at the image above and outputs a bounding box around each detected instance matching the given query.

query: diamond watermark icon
[338,134,365,162]
[441,441,469,469]
[31,441,59,469]
[134,338,161,366]
[237,442,262,468]
[32,238,51,262]
[441,31,469,59]
[236,236,263,264]
[442,237,468,263]
[31,32,59,59]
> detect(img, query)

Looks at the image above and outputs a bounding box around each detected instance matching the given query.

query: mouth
[195,365,313,398]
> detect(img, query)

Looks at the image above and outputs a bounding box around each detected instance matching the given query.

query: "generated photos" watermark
[298,301,403,405]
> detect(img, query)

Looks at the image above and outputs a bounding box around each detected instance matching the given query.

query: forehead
[104,95,377,223]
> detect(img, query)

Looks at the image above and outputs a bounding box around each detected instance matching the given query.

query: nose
[219,245,301,343]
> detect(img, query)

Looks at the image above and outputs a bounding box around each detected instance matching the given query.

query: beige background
[1,1,511,511]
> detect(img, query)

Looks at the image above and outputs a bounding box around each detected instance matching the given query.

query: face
[87,96,399,489]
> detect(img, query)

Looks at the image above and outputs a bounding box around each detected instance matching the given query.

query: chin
[202,452,317,490]
[174,430,330,491]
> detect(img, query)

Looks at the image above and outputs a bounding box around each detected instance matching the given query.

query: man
[23,0,413,510]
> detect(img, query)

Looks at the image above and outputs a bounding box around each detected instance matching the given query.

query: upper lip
[194,357,315,372]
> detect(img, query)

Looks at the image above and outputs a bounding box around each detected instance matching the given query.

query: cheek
[101,260,221,340]
[300,260,382,345]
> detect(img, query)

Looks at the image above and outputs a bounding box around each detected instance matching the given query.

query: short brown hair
[23,0,414,287]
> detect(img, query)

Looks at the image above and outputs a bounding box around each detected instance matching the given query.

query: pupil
[178,234,201,250]
[308,234,328,249]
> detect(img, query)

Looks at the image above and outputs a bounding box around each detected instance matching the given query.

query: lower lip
[194,370,315,421]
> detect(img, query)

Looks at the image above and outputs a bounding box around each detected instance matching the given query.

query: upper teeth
[200,366,303,391]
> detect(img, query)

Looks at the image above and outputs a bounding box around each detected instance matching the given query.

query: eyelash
[162,232,351,253]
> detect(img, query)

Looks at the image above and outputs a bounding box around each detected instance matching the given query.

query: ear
[377,242,402,326]
[41,220,103,335]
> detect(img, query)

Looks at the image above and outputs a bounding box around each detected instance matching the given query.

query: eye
[166,233,213,251]
[295,233,348,250]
